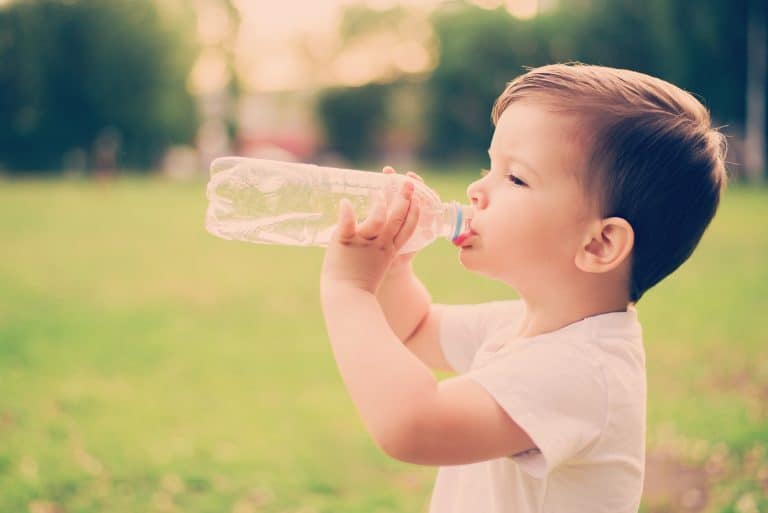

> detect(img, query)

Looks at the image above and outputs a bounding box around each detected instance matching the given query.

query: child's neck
[514,286,630,339]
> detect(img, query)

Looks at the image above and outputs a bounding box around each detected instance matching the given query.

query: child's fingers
[383,167,424,202]
[384,166,423,185]
[393,197,420,249]
[380,181,414,242]
[405,171,424,183]
[335,198,357,241]
[357,192,387,240]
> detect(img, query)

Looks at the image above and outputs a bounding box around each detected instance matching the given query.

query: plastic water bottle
[205,157,472,254]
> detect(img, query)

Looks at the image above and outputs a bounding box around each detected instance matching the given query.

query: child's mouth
[452,228,477,247]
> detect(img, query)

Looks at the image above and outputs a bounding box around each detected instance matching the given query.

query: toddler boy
[319,63,727,513]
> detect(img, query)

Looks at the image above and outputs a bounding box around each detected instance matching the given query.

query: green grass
[0,174,766,512]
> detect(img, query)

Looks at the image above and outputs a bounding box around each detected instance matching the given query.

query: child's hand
[321,178,421,295]
[383,166,424,273]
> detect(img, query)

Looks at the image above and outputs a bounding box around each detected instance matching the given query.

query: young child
[319,63,727,513]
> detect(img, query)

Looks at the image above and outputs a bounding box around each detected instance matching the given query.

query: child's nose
[467,180,487,209]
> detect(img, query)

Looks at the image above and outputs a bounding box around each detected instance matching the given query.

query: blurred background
[1,0,767,179]
[0,1,766,513]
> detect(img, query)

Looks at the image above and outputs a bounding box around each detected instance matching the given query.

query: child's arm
[374,167,452,372]
[321,181,535,465]
[376,262,452,372]
[375,259,429,342]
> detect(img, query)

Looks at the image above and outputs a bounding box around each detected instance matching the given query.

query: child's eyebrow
[487,149,541,179]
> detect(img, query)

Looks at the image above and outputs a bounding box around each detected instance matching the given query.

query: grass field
[0,173,766,513]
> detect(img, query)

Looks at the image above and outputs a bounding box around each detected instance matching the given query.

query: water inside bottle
[208,212,327,245]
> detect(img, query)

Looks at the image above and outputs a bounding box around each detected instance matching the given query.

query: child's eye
[481,168,527,187]
[480,169,528,187]
[506,173,528,187]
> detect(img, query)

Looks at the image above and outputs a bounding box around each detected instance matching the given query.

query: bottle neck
[440,201,471,241]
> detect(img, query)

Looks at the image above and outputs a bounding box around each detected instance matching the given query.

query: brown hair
[492,63,728,302]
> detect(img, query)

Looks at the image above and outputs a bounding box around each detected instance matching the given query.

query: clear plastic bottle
[205,156,471,254]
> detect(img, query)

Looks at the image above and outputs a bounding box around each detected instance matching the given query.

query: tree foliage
[316,83,390,163]
[317,0,763,170]
[424,6,554,162]
[0,0,199,173]
[423,0,756,164]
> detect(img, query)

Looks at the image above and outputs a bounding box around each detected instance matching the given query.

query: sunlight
[188,48,230,96]
[505,0,539,19]
[393,40,433,73]
[333,46,382,86]
[196,1,231,46]
[471,0,504,9]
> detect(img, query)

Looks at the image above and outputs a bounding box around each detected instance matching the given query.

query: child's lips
[452,228,478,247]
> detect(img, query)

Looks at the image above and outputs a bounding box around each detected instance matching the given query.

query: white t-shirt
[429,300,646,513]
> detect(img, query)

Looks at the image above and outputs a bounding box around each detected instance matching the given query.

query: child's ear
[575,217,634,273]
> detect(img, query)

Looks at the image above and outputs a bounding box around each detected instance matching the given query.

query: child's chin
[458,248,479,267]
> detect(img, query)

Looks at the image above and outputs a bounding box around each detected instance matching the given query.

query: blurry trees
[0,0,199,174]
[1,0,763,177]
[316,83,390,163]
[746,0,767,182]
[423,6,554,162]
[316,0,766,179]
[423,0,761,167]
[312,4,430,166]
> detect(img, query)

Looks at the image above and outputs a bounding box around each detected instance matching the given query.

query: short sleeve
[467,340,606,478]
[438,300,523,373]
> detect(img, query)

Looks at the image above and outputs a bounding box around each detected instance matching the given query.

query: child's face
[459,100,599,292]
